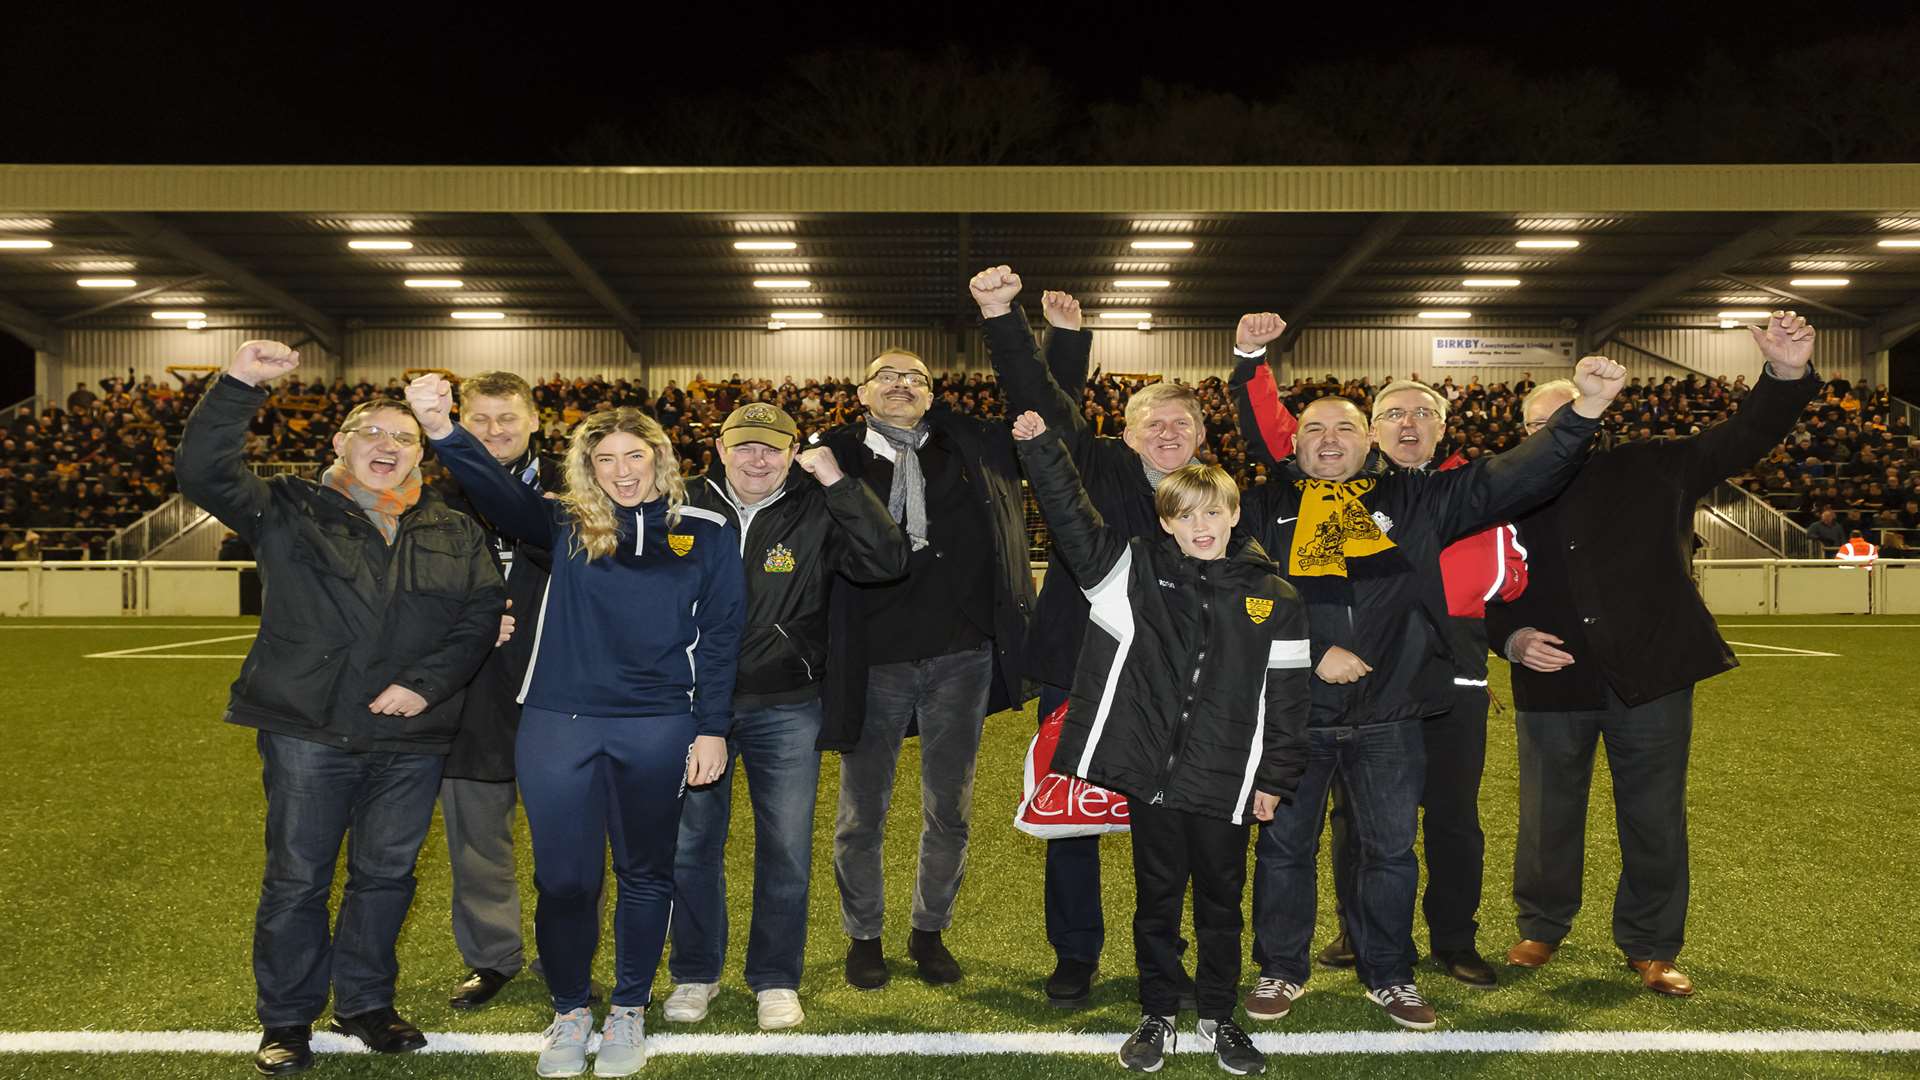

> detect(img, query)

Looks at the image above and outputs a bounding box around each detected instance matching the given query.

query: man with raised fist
[970,264,1208,1008]
[1234,334,1623,1033]
[177,342,504,1076]
[662,402,908,1031]
[1489,311,1821,998]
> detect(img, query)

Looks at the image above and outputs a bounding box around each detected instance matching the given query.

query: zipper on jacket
[1152,566,1213,805]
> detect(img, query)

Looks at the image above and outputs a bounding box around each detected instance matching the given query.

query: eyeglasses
[1377,407,1442,423]
[343,425,420,447]
[866,368,930,390]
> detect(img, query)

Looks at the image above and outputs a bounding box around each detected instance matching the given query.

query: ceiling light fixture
[0,239,54,250]
[451,310,506,320]
[1113,279,1171,288]
[1128,240,1194,251]
[1099,311,1151,319]
[76,278,137,288]
[735,241,799,251]
[769,310,824,320]
[348,239,414,251]
[1462,278,1521,287]
[753,279,812,289]
[1876,238,1920,249]
[404,278,464,288]
[1514,239,1580,249]
[1788,277,1850,287]
[1417,311,1472,319]
[149,311,205,320]
[1136,321,1153,331]
[185,319,208,330]
[1717,310,1772,319]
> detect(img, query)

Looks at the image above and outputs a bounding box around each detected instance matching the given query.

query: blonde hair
[1154,464,1240,520]
[1125,381,1205,431]
[560,408,685,560]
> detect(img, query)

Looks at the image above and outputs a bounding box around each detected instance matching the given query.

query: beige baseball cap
[719,402,798,449]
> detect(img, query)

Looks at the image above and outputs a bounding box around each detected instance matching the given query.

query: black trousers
[1129,800,1247,1020]
[1329,682,1489,954]
[1514,684,1694,961]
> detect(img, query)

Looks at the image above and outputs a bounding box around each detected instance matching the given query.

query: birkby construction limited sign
[1431,335,1576,368]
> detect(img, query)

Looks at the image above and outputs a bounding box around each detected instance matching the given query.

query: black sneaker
[1315,929,1356,968]
[1045,957,1095,1008]
[449,966,514,1010]
[1198,1017,1266,1075]
[907,928,963,985]
[1118,1013,1176,1072]
[1435,948,1498,989]
[845,937,889,990]
[253,1025,312,1076]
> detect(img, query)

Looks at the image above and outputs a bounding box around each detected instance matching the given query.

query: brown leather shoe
[1628,959,1695,997]
[1505,939,1557,968]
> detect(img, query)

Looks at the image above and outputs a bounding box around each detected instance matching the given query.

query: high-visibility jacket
[1836,538,1878,565]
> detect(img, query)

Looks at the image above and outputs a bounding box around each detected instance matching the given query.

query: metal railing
[106,495,208,560]
[1691,505,1776,559]
[1702,481,1822,559]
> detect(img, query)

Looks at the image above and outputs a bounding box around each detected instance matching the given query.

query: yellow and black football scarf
[1288,478,1397,578]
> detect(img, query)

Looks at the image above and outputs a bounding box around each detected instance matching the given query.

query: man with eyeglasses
[178,343,505,1075]
[1227,313,1624,1031]
[812,347,1037,991]
[1488,312,1820,998]
[1240,371,1529,990]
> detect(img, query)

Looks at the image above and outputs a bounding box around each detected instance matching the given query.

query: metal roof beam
[1713,275,1868,324]
[1871,295,1920,352]
[1581,213,1825,347]
[99,213,342,354]
[0,295,62,354]
[1274,214,1409,352]
[514,214,645,351]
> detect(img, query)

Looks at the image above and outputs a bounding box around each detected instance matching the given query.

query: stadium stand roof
[0,164,1916,354]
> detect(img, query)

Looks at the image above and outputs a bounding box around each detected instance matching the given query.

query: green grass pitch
[0,616,1915,1078]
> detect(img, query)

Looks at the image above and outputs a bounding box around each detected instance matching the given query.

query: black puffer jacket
[177,376,505,754]
[1019,433,1311,825]
[1240,403,1598,727]
[435,449,563,781]
[686,458,911,712]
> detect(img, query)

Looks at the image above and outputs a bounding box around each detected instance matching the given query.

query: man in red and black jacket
[1231,313,1526,990]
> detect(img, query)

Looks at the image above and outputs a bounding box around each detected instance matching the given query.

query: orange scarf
[321,463,422,544]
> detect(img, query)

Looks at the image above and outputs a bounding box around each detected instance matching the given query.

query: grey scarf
[869,418,932,551]
[1141,455,1201,490]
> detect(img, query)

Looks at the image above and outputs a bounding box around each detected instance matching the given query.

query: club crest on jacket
[763,543,796,573]
[1246,596,1274,625]
[668,533,695,557]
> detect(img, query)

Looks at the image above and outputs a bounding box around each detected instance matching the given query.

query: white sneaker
[594,1005,647,1077]
[756,988,805,1031]
[661,982,719,1023]
[536,1007,592,1078]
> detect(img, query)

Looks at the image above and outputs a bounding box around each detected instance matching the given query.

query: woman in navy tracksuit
[410,377,744,1078]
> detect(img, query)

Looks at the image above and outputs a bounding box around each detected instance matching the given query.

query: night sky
[0,0,1893,164]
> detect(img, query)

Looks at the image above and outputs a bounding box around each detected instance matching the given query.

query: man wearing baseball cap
[663,402,910,1031]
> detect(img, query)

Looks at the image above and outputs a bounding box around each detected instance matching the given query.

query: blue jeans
[252,731,444,1026]
[669,699,824,992]
[1252,717,1425,990]
[1040,684,1104,966]
[517,707,696,1012]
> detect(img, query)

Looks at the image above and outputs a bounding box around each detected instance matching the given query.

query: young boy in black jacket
[1011,410,1310,1076]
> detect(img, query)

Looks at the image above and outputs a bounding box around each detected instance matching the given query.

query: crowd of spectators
[5,361,1915,561]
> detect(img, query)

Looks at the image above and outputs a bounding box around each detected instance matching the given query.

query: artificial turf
[0,615,1915,1079]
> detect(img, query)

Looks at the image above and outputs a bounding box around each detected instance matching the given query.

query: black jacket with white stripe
[1017,432,1311,825]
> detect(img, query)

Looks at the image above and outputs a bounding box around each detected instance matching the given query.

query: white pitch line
[0,1029,1917,1057]
[1724,640,1842,657]
[84,633,257,659]
[0,624,259,630]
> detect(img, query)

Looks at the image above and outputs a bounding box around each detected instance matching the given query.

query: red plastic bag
[1015,701,1130,838]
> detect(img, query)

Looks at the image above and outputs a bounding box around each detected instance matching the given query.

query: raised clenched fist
[795,445,844,486]
[969,265,1023,317]
[1041,290,1082,331]
[1236,312,1288,352]
[228,340,300,388]
[1570,356,1628,416]
[1748,309,1815,377]
[1011,410,1048,441]
[405,373,456,440]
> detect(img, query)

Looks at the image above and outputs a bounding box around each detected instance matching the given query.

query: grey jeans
[833,643,994,939]
[439,778,524,977]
